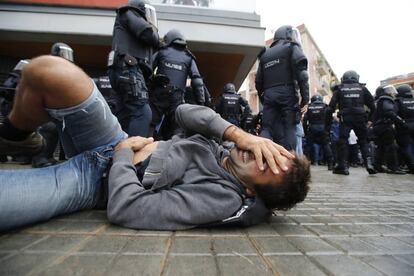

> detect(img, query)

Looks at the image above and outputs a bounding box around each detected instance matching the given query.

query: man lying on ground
[0,55,310,231]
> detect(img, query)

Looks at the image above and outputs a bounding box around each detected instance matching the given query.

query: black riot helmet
[341,70,360,83]
[12,59,30,72]
[311,94,323,103]
[121,0,158,28]
[126,0,146,13]
[375,85,397,99]
[164,29,187,46]
[396,84,413,98]
[51,42,74,62]
[273,25,302,45]
[223,83,237,94]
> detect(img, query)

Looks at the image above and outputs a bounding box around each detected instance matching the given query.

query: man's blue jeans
[0,81,127,231]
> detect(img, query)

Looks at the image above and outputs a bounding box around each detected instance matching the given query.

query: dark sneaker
[333,166,349,175]
[387,169,406,175]
[0,132,44,156]
[32,157,58,168]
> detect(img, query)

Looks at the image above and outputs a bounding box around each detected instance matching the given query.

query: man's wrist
[223,125,244,144]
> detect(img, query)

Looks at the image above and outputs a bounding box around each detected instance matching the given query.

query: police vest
[307,102,326,124]
[222,93,241,117]
[155,47,193,90]
[397,97,414,122]
[259,41,293,89]
[338,83,365,114]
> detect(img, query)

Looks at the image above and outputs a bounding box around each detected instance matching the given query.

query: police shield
[145,4,158,30]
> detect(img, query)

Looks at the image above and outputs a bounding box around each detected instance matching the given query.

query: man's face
[228,147,288,188]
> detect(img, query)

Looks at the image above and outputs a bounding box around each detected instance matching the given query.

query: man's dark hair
[254,155,310,210]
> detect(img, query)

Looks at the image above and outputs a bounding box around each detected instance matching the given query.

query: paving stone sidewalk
[1,165,413,275]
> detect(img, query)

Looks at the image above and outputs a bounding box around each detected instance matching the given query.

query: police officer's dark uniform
[326,70,376,175]
[108,0,160,137]
[395,84,414,173]
[184,78,212,107]
[93,75,122,116]
[255,25,309,151]
[0,60,30,163]
[372,85,406,174]
[215,83,252,127]
[303,94,334,170]
[241,113,256,135]
[150,29,205,139]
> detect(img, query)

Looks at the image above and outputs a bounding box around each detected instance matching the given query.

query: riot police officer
[215,83,252,127]
[372,85,406,174]
[93,75,122,116]
[0,60,30,118]
[241,113,256,135]
[303,94,334,170]
[108,0,160,137]
[395,84,414,173]
[150,29,205,139]
[326,70,376,175]
[0,60,30,163]
[255,25,309,151]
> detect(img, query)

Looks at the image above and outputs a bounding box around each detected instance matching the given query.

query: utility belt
[153,83,184,104]
[109,51,149,101]
[264,82,294,90]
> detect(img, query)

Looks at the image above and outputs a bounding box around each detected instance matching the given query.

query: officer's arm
[382,99,407,127]
[326,90,338,127]
[363,87,376,121]
[292,45,309,107]
[124,10,160,47]
[239,97,252,116]
[204,85,212,107]
[302,112,309,135]
[190,77,205,105]
[255,62,264,99]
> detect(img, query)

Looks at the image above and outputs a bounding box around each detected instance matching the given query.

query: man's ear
[245,187,256,197]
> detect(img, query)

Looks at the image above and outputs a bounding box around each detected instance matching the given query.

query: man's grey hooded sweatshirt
[107,104,245,230]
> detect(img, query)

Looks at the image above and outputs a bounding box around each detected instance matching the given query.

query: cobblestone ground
[0,165,413,276]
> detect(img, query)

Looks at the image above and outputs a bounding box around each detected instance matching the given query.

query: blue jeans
[0,81,127,231]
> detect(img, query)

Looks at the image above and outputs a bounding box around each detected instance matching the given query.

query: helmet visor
[58,46,74,62]
[145,4,158,29]
[13,59,30,71]
[383,85,397,98]
[291,27,302,46]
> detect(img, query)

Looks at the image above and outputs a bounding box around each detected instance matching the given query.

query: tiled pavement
[0,165,413,275]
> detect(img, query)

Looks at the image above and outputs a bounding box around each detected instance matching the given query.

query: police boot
[333,140,349,175]
[327,159,334,171]
[333,166,349,175]
[386,168,406,175]
[364,156,377,175]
